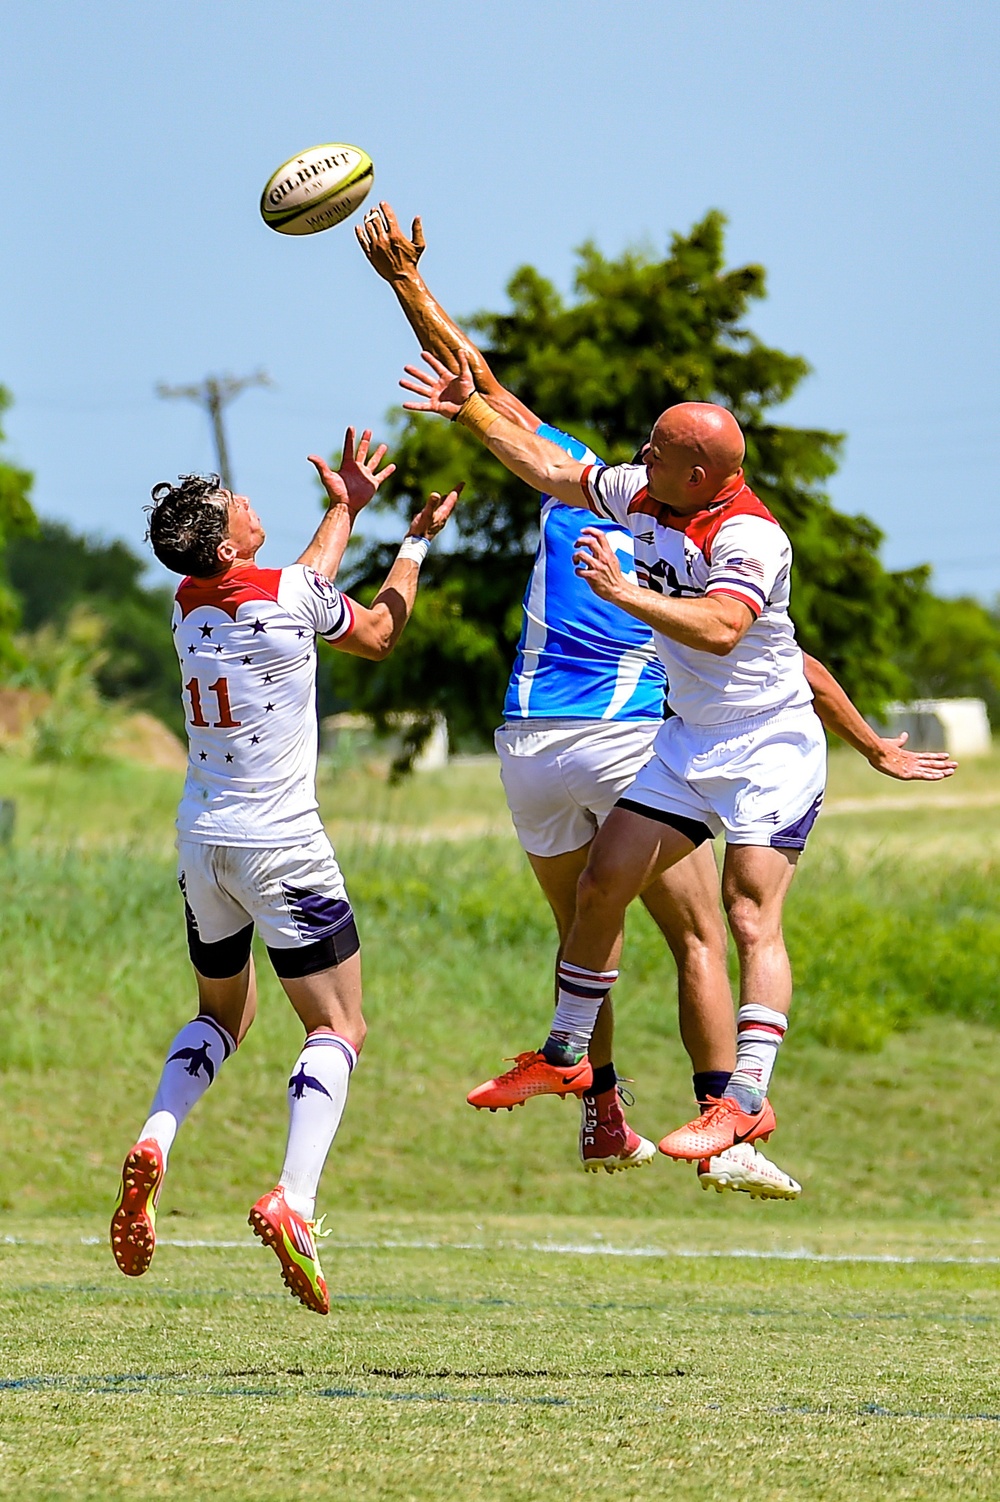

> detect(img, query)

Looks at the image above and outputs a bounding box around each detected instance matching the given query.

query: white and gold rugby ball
[260,143,374,235]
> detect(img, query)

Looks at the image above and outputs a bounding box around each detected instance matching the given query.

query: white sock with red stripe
[544,961,619,1063]
[726,1004,788,1111]
[139,1014,236,1164]
[278,1030,357,1220]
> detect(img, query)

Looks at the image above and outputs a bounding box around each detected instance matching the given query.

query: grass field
[2,745,999,1498]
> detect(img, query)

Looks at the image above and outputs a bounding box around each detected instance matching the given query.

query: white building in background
[869,698,992,758]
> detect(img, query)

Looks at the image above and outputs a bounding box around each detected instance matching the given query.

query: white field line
[3,1234,998,1265]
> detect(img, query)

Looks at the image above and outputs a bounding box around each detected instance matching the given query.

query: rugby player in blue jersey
[359,205,955,1195]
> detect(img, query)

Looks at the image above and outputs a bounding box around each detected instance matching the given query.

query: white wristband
[397,535,431,565]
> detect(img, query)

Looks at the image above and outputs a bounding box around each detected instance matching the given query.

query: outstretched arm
[357,203,540,433]
[802,654,957,781]
[297,426,395,578]
[401,349,594,510]
[334,485,462,661]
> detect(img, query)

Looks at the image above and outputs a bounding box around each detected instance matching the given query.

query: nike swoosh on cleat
[732,1119,765,1144]
[561,1074,581,1085]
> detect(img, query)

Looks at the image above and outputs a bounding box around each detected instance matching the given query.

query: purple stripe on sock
[303,1033,356,1071]
[196,1014,236,1058]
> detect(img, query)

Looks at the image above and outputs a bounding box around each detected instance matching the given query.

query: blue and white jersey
[503,425,666,721]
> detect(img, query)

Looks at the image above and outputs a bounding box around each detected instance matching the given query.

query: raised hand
[356,201,425,281]
[307,427,396,515]
[866,732,957,782]
[400,349,475,420]
[407,483,464,541]
[573,527,627,604]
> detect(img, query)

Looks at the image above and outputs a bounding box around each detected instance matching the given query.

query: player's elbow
[704,624,743,656]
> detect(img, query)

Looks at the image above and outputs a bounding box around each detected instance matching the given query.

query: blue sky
[2,1,998,596]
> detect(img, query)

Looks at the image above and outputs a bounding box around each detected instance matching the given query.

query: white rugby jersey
[582,464,812,728]
[171,563,354,846]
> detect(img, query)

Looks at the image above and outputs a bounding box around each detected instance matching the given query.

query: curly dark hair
[145,473,232,577]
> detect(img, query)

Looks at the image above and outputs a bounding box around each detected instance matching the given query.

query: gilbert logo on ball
[260,144,374,236]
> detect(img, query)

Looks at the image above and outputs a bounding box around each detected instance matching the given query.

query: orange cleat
[249,1186,330,1315]
[110,1138,164,1277]
[580,1088,655,1174]
[467,1051,593,1110]
[658,1095,776,1161]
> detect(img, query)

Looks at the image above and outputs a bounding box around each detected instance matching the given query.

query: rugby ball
[260,143,374,235]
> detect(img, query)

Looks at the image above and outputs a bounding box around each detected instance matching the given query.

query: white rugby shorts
[495,718,660,858]
[177,830,354,954]
[620,704,826,849]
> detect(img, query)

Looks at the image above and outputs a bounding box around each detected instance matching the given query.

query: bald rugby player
[361,203,954,1191]
[402,343,956,1166]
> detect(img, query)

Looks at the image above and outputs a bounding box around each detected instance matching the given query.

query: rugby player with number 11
[111,431,458,1314]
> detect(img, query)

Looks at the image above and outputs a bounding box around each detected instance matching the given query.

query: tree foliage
[5,521,181,733]
[0,386,38,668]
[334,213,935,739]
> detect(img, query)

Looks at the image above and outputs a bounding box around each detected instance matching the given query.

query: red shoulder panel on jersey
[176,565,283,620]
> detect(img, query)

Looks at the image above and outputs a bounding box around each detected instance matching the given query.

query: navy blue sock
[585,1062,617,1099]
[693,1071,732,1111]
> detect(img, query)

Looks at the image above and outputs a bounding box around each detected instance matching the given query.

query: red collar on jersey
[176,563,283,620]
[627,470,777,563]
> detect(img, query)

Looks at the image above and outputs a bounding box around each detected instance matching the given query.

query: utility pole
[157,370,271,491]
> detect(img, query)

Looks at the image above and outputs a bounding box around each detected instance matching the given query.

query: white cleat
[696,1141,801,1200]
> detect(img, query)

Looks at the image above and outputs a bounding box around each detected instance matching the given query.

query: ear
[216,537,238,566]
[689,465,706,487]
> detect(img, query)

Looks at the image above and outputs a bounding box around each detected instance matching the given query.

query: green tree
[902,591,1000,725]
[5,521,181,733]
[0,386,38,668]
[333,213,927,744]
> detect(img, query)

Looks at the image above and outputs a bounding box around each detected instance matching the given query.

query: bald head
[645,402,746,511]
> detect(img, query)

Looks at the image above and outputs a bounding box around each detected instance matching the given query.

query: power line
[156,370,271,490]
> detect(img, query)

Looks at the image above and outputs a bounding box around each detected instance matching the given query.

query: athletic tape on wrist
[454,392,501,438]
[397,535,431,565]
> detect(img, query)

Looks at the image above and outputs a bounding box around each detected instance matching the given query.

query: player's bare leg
[521,844,654,1170]
[659,844,799,1161]
[249,952,366,1315]
[639,843,733,1076]
[111,957,255,1277]
[470,809,694,1111]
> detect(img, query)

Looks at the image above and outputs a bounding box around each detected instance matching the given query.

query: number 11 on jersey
[185,677,242,729]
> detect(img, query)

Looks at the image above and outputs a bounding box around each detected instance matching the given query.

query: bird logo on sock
[289,1064,332,1100]
[167,1041,215,1083]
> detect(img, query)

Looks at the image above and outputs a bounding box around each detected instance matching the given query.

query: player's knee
[576,858,628,918]
[725,893,769,953]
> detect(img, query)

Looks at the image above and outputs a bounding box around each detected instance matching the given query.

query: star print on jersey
[173,563,355,846]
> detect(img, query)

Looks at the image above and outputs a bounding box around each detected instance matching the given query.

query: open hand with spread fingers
[356,201,425,281]
[866,732,957,781]
[400,349,475,420]
[307,427,395,516]
[573,527,628,605]
[407,484,463,542]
